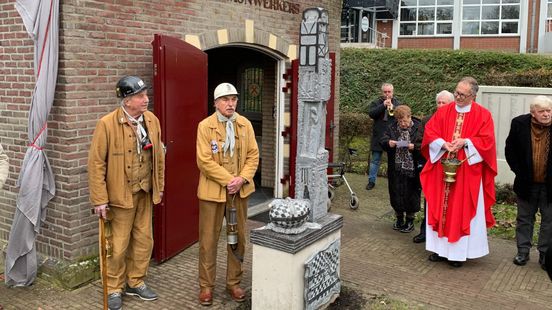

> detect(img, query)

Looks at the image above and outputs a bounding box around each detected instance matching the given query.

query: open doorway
[206,46,279,207]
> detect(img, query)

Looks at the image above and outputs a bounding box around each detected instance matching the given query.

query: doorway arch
[205,44,285,206]
[183,21,296,203]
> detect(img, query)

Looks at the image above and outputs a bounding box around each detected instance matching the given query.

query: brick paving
[1,173,552,309]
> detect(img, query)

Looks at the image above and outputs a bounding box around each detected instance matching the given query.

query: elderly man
[196,82,259,306]
[506,95,552,270]
[367,83,402,190]
[89,76,165,310]
[412,90,455,243]
[420,77,497,268]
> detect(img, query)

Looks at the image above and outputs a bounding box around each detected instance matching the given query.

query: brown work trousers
[103,190,153,293]
[199,193,248,290]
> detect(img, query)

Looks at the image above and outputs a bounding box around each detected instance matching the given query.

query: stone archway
[183,20,297,201]
[183,19,297,60]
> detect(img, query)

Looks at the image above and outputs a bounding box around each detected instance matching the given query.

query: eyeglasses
[454,91,472,100]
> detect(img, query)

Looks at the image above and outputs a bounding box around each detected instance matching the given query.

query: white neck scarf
[122,107,147,154]
[217,111,237,157]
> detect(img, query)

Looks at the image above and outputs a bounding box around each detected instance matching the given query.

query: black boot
[393,215,405,231]
[400,218,415,233]
[412,232,425,243]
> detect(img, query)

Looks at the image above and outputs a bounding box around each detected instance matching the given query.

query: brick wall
[261,63,276,188]
[395,36,520,52]
[0,0,342,262]
[460,37,520,52]
[398,37,454,49]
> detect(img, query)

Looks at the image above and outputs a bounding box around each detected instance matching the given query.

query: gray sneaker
[108,292,123,310]
[125,283,158,301]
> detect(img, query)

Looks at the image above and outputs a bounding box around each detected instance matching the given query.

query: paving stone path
[1,173,551,309]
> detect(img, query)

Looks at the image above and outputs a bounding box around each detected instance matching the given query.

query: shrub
[339,111,372,164]
[495,183,517,205]
[340,49,552,116]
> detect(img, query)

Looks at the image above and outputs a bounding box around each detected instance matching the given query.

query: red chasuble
[420,102,497,243]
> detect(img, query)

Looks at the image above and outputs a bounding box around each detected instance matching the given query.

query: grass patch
[342,136,387,176]
[489,203,541,243]
[367,294,418,310]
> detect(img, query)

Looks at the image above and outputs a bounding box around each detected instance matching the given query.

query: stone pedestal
[251,214,342,310]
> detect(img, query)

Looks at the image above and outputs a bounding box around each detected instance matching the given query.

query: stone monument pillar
[294,7,331,222]
[251,8,342,310]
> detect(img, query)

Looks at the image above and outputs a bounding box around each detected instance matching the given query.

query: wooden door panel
[153,34,207,263]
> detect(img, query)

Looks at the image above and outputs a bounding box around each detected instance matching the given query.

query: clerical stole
[439,112,465,235]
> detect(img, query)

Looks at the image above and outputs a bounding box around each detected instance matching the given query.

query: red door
[152,34,207,263]
[289,59,299,198]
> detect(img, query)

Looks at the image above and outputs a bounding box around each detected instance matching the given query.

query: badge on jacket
[211,140,219,154]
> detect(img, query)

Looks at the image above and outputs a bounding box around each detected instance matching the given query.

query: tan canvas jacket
[88,108,165,208]
[196,112,259,202]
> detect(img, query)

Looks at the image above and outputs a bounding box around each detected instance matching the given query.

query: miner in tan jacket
[196,82,259,306]
[88,76,164,310]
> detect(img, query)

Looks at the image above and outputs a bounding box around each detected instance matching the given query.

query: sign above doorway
[228,0,301,14]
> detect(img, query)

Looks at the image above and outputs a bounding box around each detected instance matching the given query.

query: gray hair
[435,90,454,103]
[381,83,394,91]
[530,95,552,112]
[459,77,479,96]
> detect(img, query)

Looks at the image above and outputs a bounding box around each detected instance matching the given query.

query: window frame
[460,0,520,36]
[398,0,454,37]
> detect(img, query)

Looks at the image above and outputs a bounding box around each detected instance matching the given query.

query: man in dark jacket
[367,83,402,190]
[505,95,552,270]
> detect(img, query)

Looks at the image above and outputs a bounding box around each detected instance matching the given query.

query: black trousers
[418,199,427,235]
[516,184,552,255]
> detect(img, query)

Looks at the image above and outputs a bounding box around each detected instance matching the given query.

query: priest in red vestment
[420,77,497,267]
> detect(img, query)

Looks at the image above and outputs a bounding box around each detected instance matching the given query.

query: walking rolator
[327,161,359,210]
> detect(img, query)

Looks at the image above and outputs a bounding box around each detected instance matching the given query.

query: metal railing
[340,25,388,48]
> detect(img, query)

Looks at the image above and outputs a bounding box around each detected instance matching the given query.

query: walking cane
[99,218,108,310]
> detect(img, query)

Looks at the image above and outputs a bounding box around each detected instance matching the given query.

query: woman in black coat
[380,105,422,233]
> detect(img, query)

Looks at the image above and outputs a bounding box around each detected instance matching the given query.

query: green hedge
[340,48,552,116]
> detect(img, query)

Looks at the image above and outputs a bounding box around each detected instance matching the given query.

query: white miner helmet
[214,83,238,100]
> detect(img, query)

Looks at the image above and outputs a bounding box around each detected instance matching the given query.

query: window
[240,68,263,113]
[340,7,359,42]
[461,0,520,35]
[399,0,454,36]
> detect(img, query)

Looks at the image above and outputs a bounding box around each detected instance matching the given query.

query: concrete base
[251,213,342,310]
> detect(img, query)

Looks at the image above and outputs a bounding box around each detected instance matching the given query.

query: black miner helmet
[116,76,148,98]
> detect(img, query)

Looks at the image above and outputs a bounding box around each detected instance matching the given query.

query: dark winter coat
[505,113,552,202]
[368,96,402,152]
[380,117,422,214]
